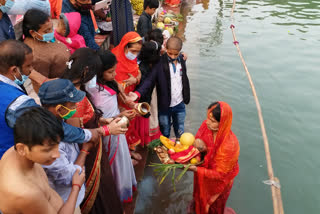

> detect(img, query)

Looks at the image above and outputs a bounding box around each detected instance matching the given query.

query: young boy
[130,36,190,140]
[38,79,94,213]
[137,0,159,38]
[0,107,85,214]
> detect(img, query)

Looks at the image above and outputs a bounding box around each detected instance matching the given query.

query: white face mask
[85,75,97,91]
[125,50,137,61]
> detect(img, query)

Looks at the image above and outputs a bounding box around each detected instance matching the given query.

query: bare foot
[131,151,142,160]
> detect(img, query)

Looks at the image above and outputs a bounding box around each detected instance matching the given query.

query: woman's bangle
[102,125,111,136]
[80,149,90,155]
[72,184,81,190]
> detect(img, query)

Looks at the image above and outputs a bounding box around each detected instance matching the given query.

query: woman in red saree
[189,101,240,214]
[112,32,144,158]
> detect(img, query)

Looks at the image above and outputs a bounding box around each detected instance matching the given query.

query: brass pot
[118,116,129,128]
[135,102,151,115]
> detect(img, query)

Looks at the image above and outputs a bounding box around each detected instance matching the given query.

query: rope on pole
[230,1,284,213]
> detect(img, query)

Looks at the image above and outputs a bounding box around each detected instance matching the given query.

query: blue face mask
[14,69,29,86]
[35,31,55,43]
[0,0,15,14]
[125,50,138,61]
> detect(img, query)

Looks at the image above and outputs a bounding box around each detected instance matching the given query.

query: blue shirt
[0,74,91,144]
[0,13,15,42]
[42,142,85,207]
[61,0,100,50]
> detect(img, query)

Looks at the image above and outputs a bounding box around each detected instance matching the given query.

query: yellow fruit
[157,22,165,30]
[190,158,198,164]
[164,17,172,24]
[180,133,195,147]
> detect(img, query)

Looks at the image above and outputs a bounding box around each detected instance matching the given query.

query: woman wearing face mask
[112,31,143,162]
[22,8,70,93]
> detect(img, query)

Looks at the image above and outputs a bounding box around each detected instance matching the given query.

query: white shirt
[169,61,183,107]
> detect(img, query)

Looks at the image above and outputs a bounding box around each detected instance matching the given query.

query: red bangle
[102,125,110,136]
[72,184,81,190]
[80,149,89,155]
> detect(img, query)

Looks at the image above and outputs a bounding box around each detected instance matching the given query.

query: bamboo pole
[230,1,284,214]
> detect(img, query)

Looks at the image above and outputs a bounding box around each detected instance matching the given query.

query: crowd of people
[0,0,240,214]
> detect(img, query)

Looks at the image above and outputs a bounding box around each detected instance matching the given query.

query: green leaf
[176,164,191,182]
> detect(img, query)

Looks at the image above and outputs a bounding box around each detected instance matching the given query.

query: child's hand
[72,167,85,188]
[108,118,128,135]
[123,74,138,86]
[181,52,188,61]
[127,92,139,102]
[122,110,136,120]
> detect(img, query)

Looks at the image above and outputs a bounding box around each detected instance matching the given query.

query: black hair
[138,41,160,65]
[23,9,50,38]
[145,29,164,45]
[144,0,159,10]
[62,48,103,121]
[97,50,120,94]
[21,43,33,55]
[62,48,102,86]
[127,40,143,49]
[14,107,64,149]
[166,36,183,51]
[208,102,221,122]
[0,40,26,74]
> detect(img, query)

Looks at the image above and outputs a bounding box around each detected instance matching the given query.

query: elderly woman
[22,9,70,92]
[190,101,240,214]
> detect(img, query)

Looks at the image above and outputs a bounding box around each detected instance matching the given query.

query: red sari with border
[112,32,143,149]
[193,101,240,214]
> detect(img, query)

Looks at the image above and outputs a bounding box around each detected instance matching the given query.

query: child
[0,107,85,214]
[136,0,159,38]
[38,79,94,212]
[130,36,190,140]
[86,50,138,203]
[54,12,86,54]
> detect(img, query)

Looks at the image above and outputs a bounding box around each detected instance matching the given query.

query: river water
[135,0,320,213]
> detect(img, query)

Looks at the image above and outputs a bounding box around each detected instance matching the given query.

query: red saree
[112,31,142,94]
[193,101,240,214]
[112,32,143,148]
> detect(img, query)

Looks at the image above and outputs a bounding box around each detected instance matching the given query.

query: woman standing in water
[190,101,240,214]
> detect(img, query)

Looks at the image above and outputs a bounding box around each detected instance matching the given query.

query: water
[135,0,320,213]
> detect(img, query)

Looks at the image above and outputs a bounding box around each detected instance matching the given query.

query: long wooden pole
[230,1,284,213]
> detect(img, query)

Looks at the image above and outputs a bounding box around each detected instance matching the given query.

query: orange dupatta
[112,31,142,94]
[194,102,240,214]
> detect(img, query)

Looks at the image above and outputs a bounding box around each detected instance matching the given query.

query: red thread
[230,24,235,29]
[233,41,239,45]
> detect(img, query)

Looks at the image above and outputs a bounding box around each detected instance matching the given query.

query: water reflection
[235,0,320,28]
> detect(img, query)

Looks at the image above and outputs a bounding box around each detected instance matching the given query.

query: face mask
[125,51,137,61]
[0,0,15,14]
[168,55,178,62]
[85,75,97,90]
[57,105,77,120]
[14,68,29,86]
[35,31,55,43]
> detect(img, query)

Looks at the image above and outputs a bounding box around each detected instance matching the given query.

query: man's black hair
[0,40,26,74]
[144,0,159,10]
[14,107,64,149]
